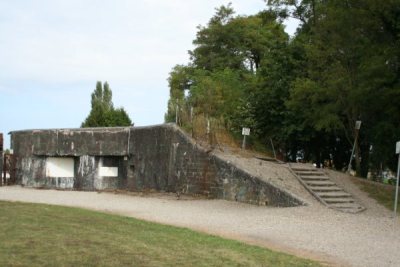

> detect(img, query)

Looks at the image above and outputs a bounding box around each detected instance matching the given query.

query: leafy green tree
[166,5,289,135]
[165,1,400,177]
[273,0,400,174]
[189,4,238,71]
[164,65,193,124]
[82,81,132,127]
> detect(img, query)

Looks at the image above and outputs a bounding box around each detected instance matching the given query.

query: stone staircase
[289,164,365,213]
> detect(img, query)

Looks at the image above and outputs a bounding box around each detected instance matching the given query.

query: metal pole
[190,107,194,137]
[347,130,359,173]
[242,135,246,150]
[270,138,276,159]
[394,154,400,218]
[207,118,211,145]
[175,100,178,125]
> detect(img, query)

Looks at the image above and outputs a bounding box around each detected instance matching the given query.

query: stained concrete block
[11,128,131,157]
[10,124,305,207]
[0,133,3,185]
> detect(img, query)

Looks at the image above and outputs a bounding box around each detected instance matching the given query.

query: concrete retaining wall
[211,155,303,206]
[10,124,304,207]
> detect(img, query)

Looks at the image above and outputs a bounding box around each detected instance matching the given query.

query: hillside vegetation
[165,1,400,179]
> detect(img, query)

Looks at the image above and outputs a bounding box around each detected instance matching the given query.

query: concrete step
[317,191,352,198]
[328,202,362,209]
[290,163,365,213]
[336,208,364,213]
[301,175,330,180]
[291,167,318,172]
[328,203,365,213]
[305,180,336,186]
[308,186,342,192]
[295,171,325,176]
[324,197,355,204]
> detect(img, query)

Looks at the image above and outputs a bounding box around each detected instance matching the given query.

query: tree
[165,1,400,178]
[166,6,289,135]
[271,0,400,175]
[165,65,193,124]
[81,81,132,127]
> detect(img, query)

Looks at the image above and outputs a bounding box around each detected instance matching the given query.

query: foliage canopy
[82,81,132,128]
[165,1,400,178]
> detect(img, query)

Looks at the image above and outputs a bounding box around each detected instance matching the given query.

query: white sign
[396,141,400,154]
[355,120,362,130]
[46,157,74,178]
[99,167,118,177]
[242,127,250,136]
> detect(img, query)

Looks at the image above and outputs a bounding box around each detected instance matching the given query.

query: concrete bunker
[10,127,130,190]
[8,124,304,207]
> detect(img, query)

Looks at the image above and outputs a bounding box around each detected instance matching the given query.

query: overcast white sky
[0,0,298,149]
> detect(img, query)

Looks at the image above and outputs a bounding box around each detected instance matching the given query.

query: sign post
[394,141,400,218]
[175,99,179,124]
[207,119,211,145]
[242,128,250,150]
[347,120,362,173]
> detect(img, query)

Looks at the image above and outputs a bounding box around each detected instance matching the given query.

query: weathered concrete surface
[0,133,3,185]
[211,155,303,206]
[9,124,304,207]
[11,127,130,156]
[129,125,218,196]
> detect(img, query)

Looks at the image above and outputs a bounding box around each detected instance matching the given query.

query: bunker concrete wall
[10,124,304,207]
[129,125,219,196]
[0,133,3,184]
[16,155,127,190]
[11,128,130,156]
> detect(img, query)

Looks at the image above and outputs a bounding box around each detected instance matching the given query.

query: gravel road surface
[1,185,399,267]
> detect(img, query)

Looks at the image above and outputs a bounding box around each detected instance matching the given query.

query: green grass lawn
[352,177,400,212]
[0,201,320,267]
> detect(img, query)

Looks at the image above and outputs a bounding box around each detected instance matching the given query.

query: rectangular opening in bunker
[98,157,120,177]
[46,157,75,178]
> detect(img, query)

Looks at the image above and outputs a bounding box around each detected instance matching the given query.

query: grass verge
[0,201,320,267]
[352,177,400,212]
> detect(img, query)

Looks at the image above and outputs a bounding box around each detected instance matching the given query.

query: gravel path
[1,185,399,267]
